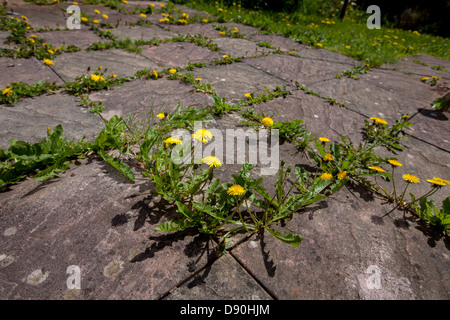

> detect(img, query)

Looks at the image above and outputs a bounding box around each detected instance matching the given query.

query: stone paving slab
[405,107,450,152]
[0,57,64,88]
[245,53,357,86]
[231,185,450,300]
[297,47,360,65]
[89,78,212,120]
[307,74,439,123]
[249,90,368,144]
[0,157,212,299]
[164,253,272,300]
[192,62,294,101]
[109,24,177,41]
[164,23,223,38]
[0,94,103,149]
[212,22,261,38]
[382,55,450,81]
[51,49,159,82]
[0,31,12,49]
[248,33,305,52]
[140,41,223,68]
[210,37,274,58]
[31,30,105,50]
[7,2,72,30]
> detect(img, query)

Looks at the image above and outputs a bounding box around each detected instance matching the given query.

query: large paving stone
[109,25,177,41]
[307,73,439,123]
[0,94,103,149]
[0,57,64,88]
[383,55,450,81]
[164,253,272,300]
[7,2,73,29]
[210,37,274,58]
[140,42,222,68]
[245,54,357,86]
[248,33,305,52]
[212,22,261,38]
[192,62,293,101]
[89,78,212,120]
[298,47,359,65]
[0,157,212,299]
[164,23,223,38]
[361,68,440,105]
[51,49,159,82]
[32,30,105,50]
[231,185,450,299]
[249,90,368,144]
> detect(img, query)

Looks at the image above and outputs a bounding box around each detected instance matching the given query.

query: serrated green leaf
[266,227,302,247]
[98,150,135,182]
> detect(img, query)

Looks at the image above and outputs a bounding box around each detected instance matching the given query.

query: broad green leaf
[98,150,135,182]
[266,227,302,247]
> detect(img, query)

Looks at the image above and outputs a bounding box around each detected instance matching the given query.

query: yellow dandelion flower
[94,9,100,14]
[21,16,28,20]
[160,3,165,7]
[140,13,147,18]
[320,173,333,180]
[102,14,109,19]
[323,153,334,161]
[93,19,99,24]
[156,113,165,120]
[369,117,388,125]
[192,129,213,144]
[43,59,54,65]
[219,31,225,35]
[182,13,189,19]
[245,92,252,98]
[402,174,420,183]
[81,17,88,22]
[202,156,222,168]
[48,49,54,54]
[319,137,330,142]
[90,74,103,82]
[2,87,12,95]
[234,27,239,33]
[202,19,208,23]
[337,171,347,179]
[345,45,351,49]
[112,74,117,78]
[223,54,229,59]
[316,43,323,48]
[195,78,202,81]
[122,0,128,3]
[163,137,182,147]
[368,166,385,173]
[421,77,429,81]
[227,184,246,196]
[168,68,177,74]
[388,160,402,167]
[427,177,449,187]
[261,117,274,127]
[402,114,410,119]
[152,70,158,78]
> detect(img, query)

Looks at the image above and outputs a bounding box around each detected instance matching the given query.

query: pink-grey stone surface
[0,0,449,301]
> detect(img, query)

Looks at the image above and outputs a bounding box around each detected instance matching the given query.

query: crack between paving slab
[46,64,67,85]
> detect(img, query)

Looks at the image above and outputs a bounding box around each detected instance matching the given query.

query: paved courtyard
[1,0,449,300]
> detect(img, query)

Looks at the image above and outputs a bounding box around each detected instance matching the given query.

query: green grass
[174,0,449,66]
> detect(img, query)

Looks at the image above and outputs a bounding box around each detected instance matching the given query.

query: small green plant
[209,93,240,116]
[431,97,450,112]
[336,63,371,80]
[242,86,291,106]
[1,81,60,105]
[0,125,91,188]
[412,60,428,66]
[65,66,121,95]
[363,115,412,154]
[414,196,450,235]
[296,83,346,107]
[431,65,448,72]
